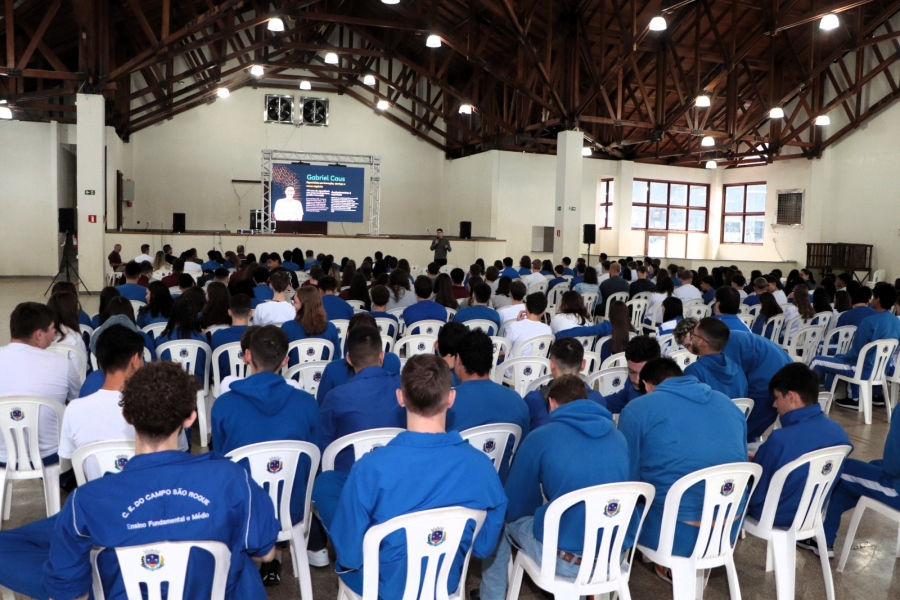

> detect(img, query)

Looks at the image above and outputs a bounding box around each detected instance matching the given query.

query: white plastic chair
[829,339,898,424]
[157,339,212,447]
[524,375,553,395]
[0,395,65,526]
[870,268,885,284]
[203,324,230,336]
[627,298,649,329]
[570,335,596,352]
[331,319,350,351]
[818,325,856,357]
[321,428,405,472]
[90,540,231,600]
[582,351,602,376]
[494,357,551,395]
[668,349,698,369]
[638,462,763,600]
[837,496,900,573]
[509,334,554,359]
[211,342,249,399]
[346,300,366,310]
[141,322,168,339]
[632,291,653,302]
[47,342,88,383]
[226,440,321,600]
[763,315,786,342]
[818,391,834,415]
[506,482,656,600]
[404,319,445,337]
[284,361,330,397]
[460,423,523,473]
[732,398,755,420]
[581,292,600,314]
[395,334,438,360]
[336,506,486,600]
[288,339,335,365]
[547,286,567,306]
[490,337,512,372]
[461,319,499,336]
[782,325,824,363]
[70,439,135,486]
[499,319,518,338]
[586,367,629,396]
[129,300,146,315]
[445,307,457,321]
[813,311,834,332]
[381,334,395,353]
[737,313,757,329]
[373,316,399,340]
[600,352,626,370]
[743,446,852,600]
[528,281,548,295]
[657,333,676,356]
[685,304,712,320]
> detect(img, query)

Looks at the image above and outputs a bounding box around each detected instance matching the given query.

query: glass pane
[688,209,707,232]
[670,184,688,206]
[649,207,668,229]
[689,185,708,207]
[744,215,766,244]
[649,182,668,205]
[725,186,745,213]
[633,180,648,204]
[648,235,667,256]
[669,208,687,230]
[599,206,608,228]
[723,216,744,243]
[746,184,767,213]
[631,206,647,229]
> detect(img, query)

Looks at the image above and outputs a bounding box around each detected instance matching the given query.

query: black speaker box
[58,208,76,233]
[583,224,596,244]
[460,221,472,239]
[173,213,186,233]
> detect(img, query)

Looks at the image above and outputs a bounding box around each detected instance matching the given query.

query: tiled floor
[2,277,899,599]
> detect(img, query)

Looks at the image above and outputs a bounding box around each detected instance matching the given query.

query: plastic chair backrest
[793,326,825,362]
[490,337,512,368]
[747,304,762,317]
[499,319,518,338]
[852,339,899,381]
[732,398,755,420]
[346,300,366,310]
[509,334,554,359]
[537,482,656,589]
[599,352,626,370]
[142,323,168,339]
[445,307,457,321]
[460,423,523,473]
[764,314,786,342]
[751,446,852,536]
[0,396,65,475]
[872,269,885,284]
[211,342,249,398]
[821,325,856,356]
[657,462,762,561]
[105,540,231,600]
[656,333,675,356]
[581,292,600,313]
[70,439,135,486]
[156,340,211,393]
[627,298,649,329]
[668,349,697,369]
[283,361,329,396]
[586,367,629,396]
[382,335,395,353]
[528,281,548,295]
[359,507,486,600]
[685,304,712,319]
[203,324,229,335]
[582,351,602,376]
[813,311,834,331]
[321,428,405,472]
[571,335,596,352]
[818,391,834,414]
[595,335,612,358]
[524,375,553,395]
[632,291,652,302]
[226,440,321,536]
[738,304,751,315]
[461,319,498,336]
[129,300,146,315]
[492,357,551,394]
[331,319,350,348]
[547,286,567,306]
[737,313,756,329]
[373,316,399,340]
[405,319,445,337]
[287,339,334,365]
[47,343,88,383]
[387,308,406,318]
[396,335,438,359]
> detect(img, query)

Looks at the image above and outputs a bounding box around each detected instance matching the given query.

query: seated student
[435,321,468,388]
[657,296,683,337]
[136,281,174,328]
[154,298,208,380]
[747,364,851,537]
[252,271,295,326]
[700,275,716,304]
[326,355,507,598]
[523,338,605,430]
[402,275,448,329]
[0,361,279,600]
[731,275,749,300]
[504,292,552,360]
[520,259,546,290]
[266,252,300,289]
[304,250,318,270]
[672,270,701,301]
[211,325,323,580]
[282,250,301,271]
[318,275,355,321]
[547,264,569,291]
[368,284,399,337]
[116,261,148,302]
[618,358,747,576]
[201,250,221,273]
[811,284,900,410]
[630,265,657,297]
[449,268,470,300]
[479,375,630,600]
[743,277,769,307]
[282,286,342,363]
[136,261,153,287]
[497,280,528,324]
[713,286,751,332]
[766,274,789,305]
[453,283,502,333]
[161,257,185,288]
[210,293,253,378]
[316,313,402,403]
[599,335,661,414]
[561,256,575,276]
[250,266,274,308]
[836,286,875,328]
[50,281,91,329]
[685,317,749,399]
[499,256,520,280]
[570,262,587,288]
[319,326,405,471]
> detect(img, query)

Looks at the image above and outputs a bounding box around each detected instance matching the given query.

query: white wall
[439,152,498,238]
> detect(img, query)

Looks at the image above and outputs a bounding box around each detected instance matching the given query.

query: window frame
[631,178,710,233]
[598,178,614,230]
[721,182,767,245]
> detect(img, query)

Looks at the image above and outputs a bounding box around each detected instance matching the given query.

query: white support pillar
[76,94,106,292]
[614,160,635,256]
[554,131,584,263]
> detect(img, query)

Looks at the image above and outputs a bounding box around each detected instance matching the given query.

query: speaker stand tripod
[45,233,91,296]
[586,243,591,266]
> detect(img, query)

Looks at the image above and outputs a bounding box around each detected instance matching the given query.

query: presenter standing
[430,228,452,267]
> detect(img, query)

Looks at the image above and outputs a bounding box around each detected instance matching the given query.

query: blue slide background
[272,163,365,222]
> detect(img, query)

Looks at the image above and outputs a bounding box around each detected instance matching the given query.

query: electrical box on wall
[123,180,135,207]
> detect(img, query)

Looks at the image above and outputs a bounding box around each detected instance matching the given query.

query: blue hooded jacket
[504,401,630,553]
[522,381,606,429]
[882,411,900,494]
[684,353,749,399]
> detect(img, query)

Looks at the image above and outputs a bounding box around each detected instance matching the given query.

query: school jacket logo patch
[428,528,446,546]
[141,550,164,571]
[9,408,24,421]
[604,500,621,518]
[267,458,283,474]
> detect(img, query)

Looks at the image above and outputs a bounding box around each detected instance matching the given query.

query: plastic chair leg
[860,382,873,425]
[290,529,313,600]
[0,470,7,526]
[43,464,61,516]
[770,530,796,600]
[884,381,893,424]
[196,390,209,448]
[765,540,774,572]
[0,585,15,600]
[503,561,526,600]
[669,560,698,600]
[2,478,12,523]
[816,526,836,600]
[723,556,743,600]
[895,523,900,558]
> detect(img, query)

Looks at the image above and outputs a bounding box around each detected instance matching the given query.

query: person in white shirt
[497,280,528,325]
[182,249,203,276]
[252,271,296,325]
[673,270,702,302]
[766,275,788,305]
[46,291,88,374]
[58,325,143,482]
[596,261,611,285]
[505,292,552,361]
[731,275,749,301]
[550,291,592,335]
[519,259,547,291]
[0,303,81,466]
[133,244,154,264]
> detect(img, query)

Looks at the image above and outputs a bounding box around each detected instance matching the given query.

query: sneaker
[308,548,330,568]
[260,559,282,586]
[655,564,673,583]
[834,397,860,410]
[873,395,886,407]
[796,538,834,558]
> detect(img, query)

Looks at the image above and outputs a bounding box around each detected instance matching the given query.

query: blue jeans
[824,458,900,545]
[480,516,582,600]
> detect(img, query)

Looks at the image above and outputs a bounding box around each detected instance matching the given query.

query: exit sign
[84,190,96,195]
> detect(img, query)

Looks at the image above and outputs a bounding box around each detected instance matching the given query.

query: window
[598,178,613,229]
[631,179,708,232]
[722,183,767,244]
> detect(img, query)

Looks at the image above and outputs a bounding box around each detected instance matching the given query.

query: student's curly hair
[673,317,699,347]
[120,362,199,443]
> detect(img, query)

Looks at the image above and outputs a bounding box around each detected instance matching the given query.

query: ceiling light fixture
[0,101,11,120]
[324,52,339,64]
[769,107,785,119]
[649,16,667,31]
[582,147,593,157]
[299,81,312,90]
[363,74,376,86]
[267,17,284,32]
[820,13,839,30]
[249,65,264,77]
[815,115,831,126]
[376,100,390,110]
[700,135,715,147]
[705,160,717,169]
[381,0,400,4]
[458,104,473,115]
[695,95,711,108]
[426,34,442,48]
[216,88,230,99]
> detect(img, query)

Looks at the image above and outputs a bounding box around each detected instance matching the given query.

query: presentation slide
[271,163,365,222]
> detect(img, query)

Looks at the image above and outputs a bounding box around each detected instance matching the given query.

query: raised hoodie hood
[228,371,297,416]
[90,314,141,354]
[654,375,714,404]
[549,399,615,438]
